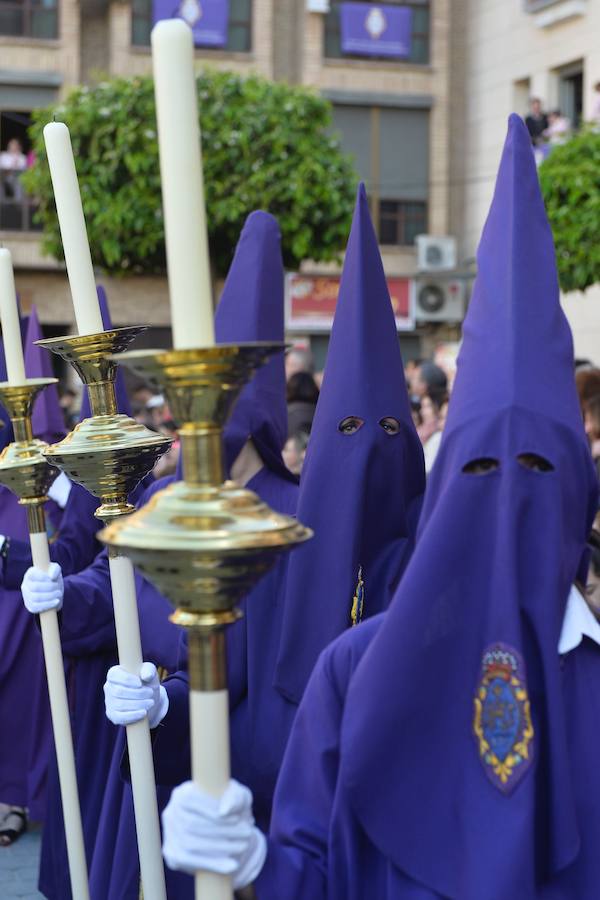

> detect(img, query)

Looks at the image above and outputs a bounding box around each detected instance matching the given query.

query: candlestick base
[37,330,171,520]
[0,379,59,504]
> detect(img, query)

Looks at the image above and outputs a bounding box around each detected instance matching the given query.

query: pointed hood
[274,184,425,704]
[445,115,582,438]
[78,287,131,421]
[24,306,66,444]
[214,210,293,482]
[340,117,598,898]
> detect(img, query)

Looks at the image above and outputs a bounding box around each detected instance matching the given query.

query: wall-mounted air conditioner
[416,235,457,272]
[415,279,465,323]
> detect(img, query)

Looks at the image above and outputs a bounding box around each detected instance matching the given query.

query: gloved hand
[47,472,72,509]
[162,780,267,889]
[104,662,169,728]
[21,563,64,614]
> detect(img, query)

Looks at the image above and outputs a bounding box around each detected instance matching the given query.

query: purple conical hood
[78,287,131,421]
[214,210,293,482]
[339,118,598,897]
[25,306,66,443]
[446,114,581,438]
[274,184,425,703]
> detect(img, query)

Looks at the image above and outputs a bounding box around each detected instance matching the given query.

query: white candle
[0,248,26,385]
[151,20,215,349]
[43,123,104,336]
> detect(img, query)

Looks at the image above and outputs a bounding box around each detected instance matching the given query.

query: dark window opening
[324,0,430,65]
[0,110,41,232]
[0,0,58,39]
[379,200,427,246]
[132,0,252,51]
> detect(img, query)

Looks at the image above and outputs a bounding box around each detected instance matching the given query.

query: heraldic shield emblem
[473,643,534,793]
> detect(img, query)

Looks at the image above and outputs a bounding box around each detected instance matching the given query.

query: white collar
[558,585,600,655]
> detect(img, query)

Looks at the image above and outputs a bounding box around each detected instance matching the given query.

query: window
[332,104,429,246]
[324,0,429,65]
[0,0,58,39]
[132,0,252,51]
[0,110,41,231]
[379,200,426,245]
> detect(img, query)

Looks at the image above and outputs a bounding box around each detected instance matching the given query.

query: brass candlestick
[98,343,312,900]
[0,378,90,900]
[0,379,57,528]
[36,327,172,900]
[36,327,170,519]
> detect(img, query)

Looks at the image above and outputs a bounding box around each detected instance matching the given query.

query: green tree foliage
[24,72,357,276]
[539,128,600,294]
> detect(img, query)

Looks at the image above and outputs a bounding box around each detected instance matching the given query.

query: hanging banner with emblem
[286,273,415,332]
[152,0,229,48]
[339,3,412,58]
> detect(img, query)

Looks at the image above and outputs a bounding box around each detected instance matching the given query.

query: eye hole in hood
[338,416,364,435]
[462,457,500,475]
[517,452,554,472]
[379,417,401,435]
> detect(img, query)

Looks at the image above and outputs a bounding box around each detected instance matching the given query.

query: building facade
[0,0,457,361]
[454,0,600,363]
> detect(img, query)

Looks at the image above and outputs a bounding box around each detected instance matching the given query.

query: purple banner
[340,3,412,58]
[152,0,229,48]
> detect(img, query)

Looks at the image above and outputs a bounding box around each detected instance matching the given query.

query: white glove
[162,780,267,889]
[104,662,169,728]
[21,563,64,614]
[47,472,72,509]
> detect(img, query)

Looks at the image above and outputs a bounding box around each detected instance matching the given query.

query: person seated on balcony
[0,138,27,201]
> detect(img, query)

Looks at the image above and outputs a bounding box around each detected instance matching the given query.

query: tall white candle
[151,20,215,349]
[0,248,26,385]
[43,123,104,336]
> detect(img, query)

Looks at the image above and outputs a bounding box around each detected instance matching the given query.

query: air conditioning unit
[306,0,330,11]
[416,235,457,272]
[415,279,465,323]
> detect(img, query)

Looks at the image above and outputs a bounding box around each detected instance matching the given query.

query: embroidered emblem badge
[365,8,387,40]
[473,643,534,793]
[350,566,365,627]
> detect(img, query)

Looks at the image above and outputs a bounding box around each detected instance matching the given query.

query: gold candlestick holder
[98,342,311,900]
[0,377,90,900]
[0,378,58,528]
[36,326,173,900]
[36,327,171,519]
[98,343,311,665]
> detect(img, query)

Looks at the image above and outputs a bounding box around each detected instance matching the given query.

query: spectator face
[530,99,542,116]
[285,350,312,381]
[7,139,22,154]
[420,396,438,427]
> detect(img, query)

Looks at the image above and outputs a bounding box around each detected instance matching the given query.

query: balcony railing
[0,197,41,231]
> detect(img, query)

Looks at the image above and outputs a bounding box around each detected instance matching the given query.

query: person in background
[575,368,600,414]
[421,392,448,474]
[282,430,309,477]
[285,345,313,381]
[586,530,600,613]
[0,138,27,200]
[525,97,548,145]
[411,360,447,402]
[544,109,570,145]
[287,371,319,436]
[58,386,79,429]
